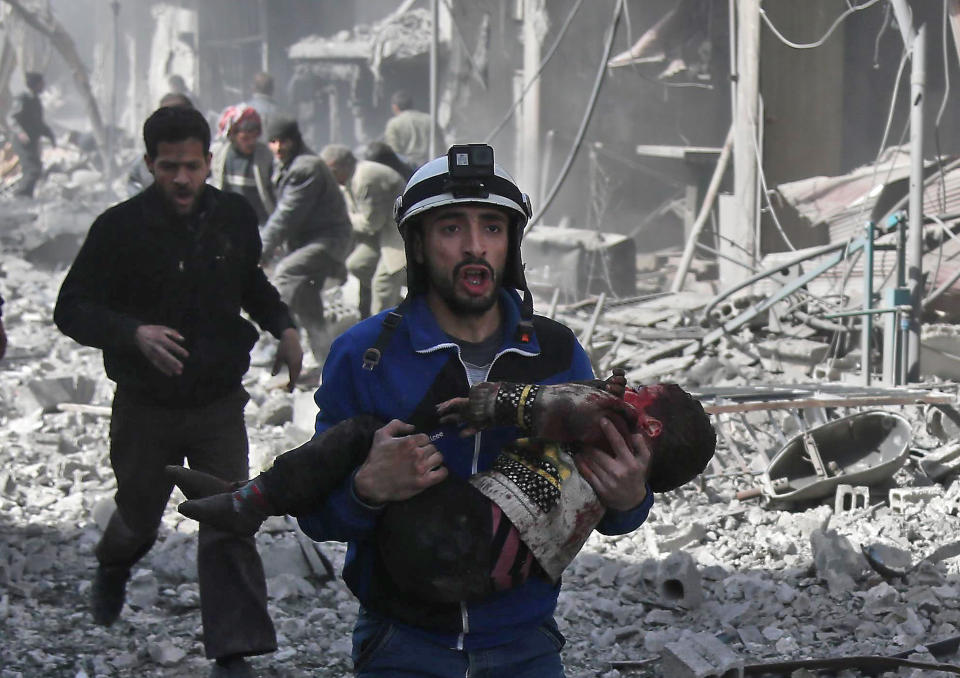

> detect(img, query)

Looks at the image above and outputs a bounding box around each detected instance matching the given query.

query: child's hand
[436,382,501,436]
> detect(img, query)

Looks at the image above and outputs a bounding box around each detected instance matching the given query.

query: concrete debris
[656,550,704,608]
[18,374,97,414]
[146,637,186,667]
[3,179,960,676]
[126,569,159,610]
[835,484,870,513]
[890,486,944,513]
[810,528,868,595]
[256,393,294,427]
[660,631,743,678]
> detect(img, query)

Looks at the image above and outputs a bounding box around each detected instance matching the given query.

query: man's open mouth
[460,265,490,288]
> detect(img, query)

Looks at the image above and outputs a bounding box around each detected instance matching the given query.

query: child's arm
[436,377,637,452]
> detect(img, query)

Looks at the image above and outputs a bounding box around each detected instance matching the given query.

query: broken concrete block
[756,337,830,365]
[889,486,943,513]
[834,484,869,513]
[257,394,293,427]
[810,528,867,595]
[24,232,84,270]
[645,522,706,556]
[862,581,899,614]
[658,550,703,608]
[292,390,318,434]
[267,573,315,601]
[91,498,115,531]
[127,569,159,610]
[259,542,312,580]
[146,638,186,667]
[18,374,96,414]
[661,631,743,678]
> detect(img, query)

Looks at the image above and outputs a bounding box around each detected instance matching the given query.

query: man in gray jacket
[320,144,406,319]
[263,117,352,363]
[210,106,275,225]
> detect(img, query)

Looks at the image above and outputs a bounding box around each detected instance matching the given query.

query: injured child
[167,373,716,604]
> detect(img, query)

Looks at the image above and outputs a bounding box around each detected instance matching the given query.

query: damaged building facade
[5,1,960,676]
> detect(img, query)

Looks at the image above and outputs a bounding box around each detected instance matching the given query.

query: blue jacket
[299,289,653,649]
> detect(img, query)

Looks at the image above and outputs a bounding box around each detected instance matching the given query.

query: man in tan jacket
[384,90,436,169]
[321,144,407,318]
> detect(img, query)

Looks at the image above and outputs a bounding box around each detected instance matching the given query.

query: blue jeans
[352,609,566,678]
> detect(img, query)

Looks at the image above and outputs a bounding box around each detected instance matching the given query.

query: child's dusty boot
[166,466,276,536]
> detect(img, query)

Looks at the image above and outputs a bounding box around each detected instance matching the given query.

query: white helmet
[394,144,532,234]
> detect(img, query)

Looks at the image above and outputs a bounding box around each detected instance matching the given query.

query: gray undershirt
[447,325,503,386]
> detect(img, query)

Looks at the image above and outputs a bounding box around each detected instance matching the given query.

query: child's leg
[168,414,383,534]
[261,414,382,515]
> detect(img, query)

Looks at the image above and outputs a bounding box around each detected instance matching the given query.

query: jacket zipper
[454,345,535,644]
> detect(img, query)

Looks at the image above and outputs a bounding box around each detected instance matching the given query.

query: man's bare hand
[353,419,447,505]
[575,417,651,512]
[272,327,303,392]
[0,318,7,360]
[135,325,189,376]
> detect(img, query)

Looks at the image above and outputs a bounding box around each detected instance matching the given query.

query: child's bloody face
[623,386,664,441]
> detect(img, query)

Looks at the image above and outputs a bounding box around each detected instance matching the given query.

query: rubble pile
[2,202,960,678]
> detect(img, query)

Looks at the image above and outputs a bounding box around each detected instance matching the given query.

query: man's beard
[426,255,502,316]
[159,183,202,217]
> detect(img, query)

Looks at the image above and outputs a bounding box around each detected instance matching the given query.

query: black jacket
[11,91,54,144]
[55,184,295,407]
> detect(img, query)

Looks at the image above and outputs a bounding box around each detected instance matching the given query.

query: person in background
[383,89,435,169]
[248,72,280,135]
[126,92,193,197]
[54,105,302,678]
[364,140,415,181]
[167,74,197,105]
[320,144,406,319]
[0,290,6,360]
[262,116,352,365]
[9,71,55,198]
[210,105,275,226]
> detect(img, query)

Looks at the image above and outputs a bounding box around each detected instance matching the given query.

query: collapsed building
[3,0,960,676]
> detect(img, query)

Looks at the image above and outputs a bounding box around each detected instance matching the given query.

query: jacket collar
[405,288,540,356]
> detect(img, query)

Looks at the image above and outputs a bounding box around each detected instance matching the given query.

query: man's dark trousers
[96,387,276,659]
[12,136,41,197]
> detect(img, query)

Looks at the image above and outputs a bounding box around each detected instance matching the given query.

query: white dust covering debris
[2,195,960,677]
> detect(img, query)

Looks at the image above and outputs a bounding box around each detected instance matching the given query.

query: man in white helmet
[297,144,653,676]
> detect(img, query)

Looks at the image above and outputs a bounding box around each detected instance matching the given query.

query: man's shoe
[210,656,255,678]
[91,564,130,626]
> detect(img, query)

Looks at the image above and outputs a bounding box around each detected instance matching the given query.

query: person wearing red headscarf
[210,105,275,225]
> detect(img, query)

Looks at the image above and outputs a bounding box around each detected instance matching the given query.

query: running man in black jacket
[9,72,55,198]
[54,106,302,678]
